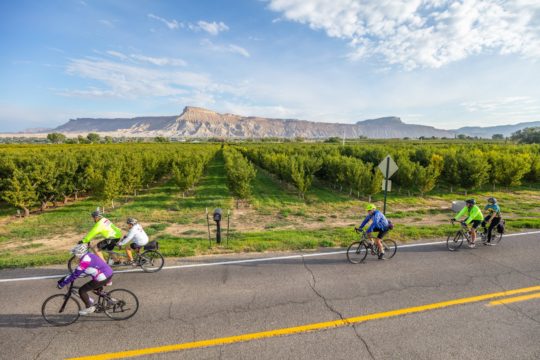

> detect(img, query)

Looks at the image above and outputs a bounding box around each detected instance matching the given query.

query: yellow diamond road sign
[378,155,398,179]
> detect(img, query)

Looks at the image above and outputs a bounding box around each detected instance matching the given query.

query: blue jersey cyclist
[57,243,114,315]
[357,204,390,260]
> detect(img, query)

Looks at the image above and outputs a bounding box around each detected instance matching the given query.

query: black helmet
[126,217,138,225]
[465,199,476,205]
[487,197,497,204]
[91,210,102,218]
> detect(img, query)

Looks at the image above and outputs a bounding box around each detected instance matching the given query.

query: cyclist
[117,218,150,265]
[82,210,122,262]
[57,243,114,315]
[357,204,390,260]
[453,199,483,248]
[482,197,501,245]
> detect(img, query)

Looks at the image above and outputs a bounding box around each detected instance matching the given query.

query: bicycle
[68,241,164,273]
[41,279,139,326]
[446,219,502,251]
[346,228,397,264]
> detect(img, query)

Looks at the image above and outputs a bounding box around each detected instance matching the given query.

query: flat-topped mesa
[177,106,241,123]
[357,117,403,126]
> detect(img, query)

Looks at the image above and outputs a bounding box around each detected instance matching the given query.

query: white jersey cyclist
[118,223,149,248]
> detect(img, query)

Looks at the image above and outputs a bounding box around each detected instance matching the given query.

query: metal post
[226,209,230,247]
[206,208,211,247]
[383,156,389,215]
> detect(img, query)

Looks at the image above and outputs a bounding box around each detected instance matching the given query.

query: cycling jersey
[59,253,113,287]
[359,210,389,233]
[484,204,501,217]
[454,205,483,224]
[82,217,122,243]
[118,223,149,247]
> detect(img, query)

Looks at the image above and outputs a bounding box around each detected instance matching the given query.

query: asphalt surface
[0,232,539,360]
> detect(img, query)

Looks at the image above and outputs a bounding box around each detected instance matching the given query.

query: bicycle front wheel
[42,294,80,326]
[139,250,164,273]
[346,242,368,264]
[381,239,397,259]
[104,289,139,320]
[67,255,78,273]
[447,231,464,251]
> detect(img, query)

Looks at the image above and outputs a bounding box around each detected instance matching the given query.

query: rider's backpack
[496,219,505,234]
[387,220,394,230]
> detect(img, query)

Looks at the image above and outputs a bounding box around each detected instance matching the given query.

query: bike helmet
[126,217,138,225]
[91,210,102,218]
[465,199,476,205]
[487,197,497,204]
[365,204,377,211]
[71,243,89,258]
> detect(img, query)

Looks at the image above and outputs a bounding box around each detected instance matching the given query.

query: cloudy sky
[1,0,539,132]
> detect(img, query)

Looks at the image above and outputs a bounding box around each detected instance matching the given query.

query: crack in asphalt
[352,324,377,360]
[499,303,540,326]
[302,256,376,360]
[33,332,60,360]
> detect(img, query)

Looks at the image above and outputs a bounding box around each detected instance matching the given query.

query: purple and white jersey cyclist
[60,252,114,286]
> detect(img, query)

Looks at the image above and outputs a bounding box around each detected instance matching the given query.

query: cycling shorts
[97,238,120,251]
[470,220,482,229]
[371,228,388,239]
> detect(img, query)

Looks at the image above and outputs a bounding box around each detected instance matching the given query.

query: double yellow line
[67,285,540,360]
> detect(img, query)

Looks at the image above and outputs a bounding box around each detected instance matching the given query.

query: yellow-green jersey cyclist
[81,210,122,261]
[454,199,483,248]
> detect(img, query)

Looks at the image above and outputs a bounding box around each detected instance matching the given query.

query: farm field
[0,141,539,269]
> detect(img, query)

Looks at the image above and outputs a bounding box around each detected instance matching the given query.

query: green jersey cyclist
[453,199,483,248]
[81,210,122,262]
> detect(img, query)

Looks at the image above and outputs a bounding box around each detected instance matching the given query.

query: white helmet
[71,243,89,258]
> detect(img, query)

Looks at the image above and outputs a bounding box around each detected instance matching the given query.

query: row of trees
[0,144,219,216]
[240,142,540,197]
[223,147,257,199]
[171,148,217,197]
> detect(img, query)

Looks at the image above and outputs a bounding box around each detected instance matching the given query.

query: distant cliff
[52,106,454,139]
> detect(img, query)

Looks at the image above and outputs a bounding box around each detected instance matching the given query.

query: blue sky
[1,0,539,132]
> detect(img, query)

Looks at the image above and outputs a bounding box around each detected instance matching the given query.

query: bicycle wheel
[139,250,164,273]
[447,231,464,251]
[67,255,77,273]
[103,289,139,320]
[42,294,80,326]
[381,239,397,259]
[490,232,503,245]
[346,242,368,264]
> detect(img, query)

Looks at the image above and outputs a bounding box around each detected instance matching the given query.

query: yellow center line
[487,291,540,306]
[66,285,540,360]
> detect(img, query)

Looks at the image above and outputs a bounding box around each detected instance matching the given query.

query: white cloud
[267,0,540,69]
[130,54,187,67]
[62,58,211,99]
[461,96,540,118]
[106,50,128,60]
[201,39,250,57]
[193,21,229,35]
[148,13,181,30]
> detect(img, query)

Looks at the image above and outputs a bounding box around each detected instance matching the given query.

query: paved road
[1,232,539,360]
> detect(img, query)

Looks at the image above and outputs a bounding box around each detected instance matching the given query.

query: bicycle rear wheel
[103,289,139,320]
[139,250,164,273]
[489,232,503,245]
[42,294,80,326]
[447,231,463,251]
[346,241,368,264]
[381,239,397,259]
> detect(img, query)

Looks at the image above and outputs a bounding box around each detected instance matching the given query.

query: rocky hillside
[54,106,454,139]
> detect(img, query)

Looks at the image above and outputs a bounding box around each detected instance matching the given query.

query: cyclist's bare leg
[375,238,383,253]
[125,247,134,262]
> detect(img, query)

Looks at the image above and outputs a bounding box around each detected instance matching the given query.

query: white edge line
[1,231,539,284]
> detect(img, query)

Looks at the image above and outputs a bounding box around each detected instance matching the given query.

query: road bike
[346,228,397,264]
[446,219,503,251]
[68,240,164,273]
[41,279,139,326]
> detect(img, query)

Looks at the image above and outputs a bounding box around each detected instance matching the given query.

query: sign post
[378,155,398,215]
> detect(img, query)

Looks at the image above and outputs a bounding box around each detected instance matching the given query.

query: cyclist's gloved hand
[77,240,83,244]
[460,221,467,226]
